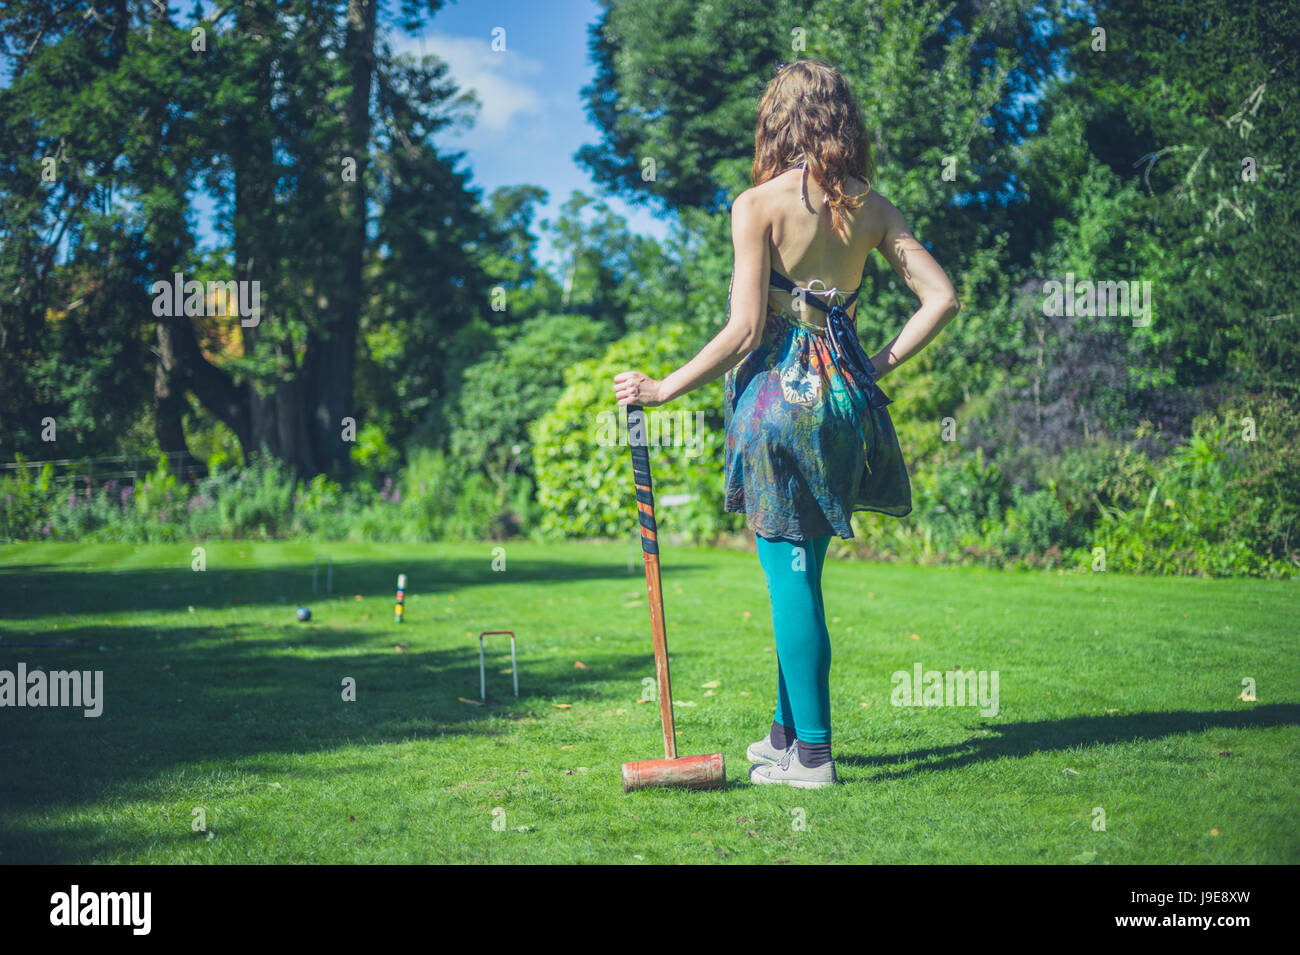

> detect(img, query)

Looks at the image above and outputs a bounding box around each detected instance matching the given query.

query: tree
[0,0,496,478]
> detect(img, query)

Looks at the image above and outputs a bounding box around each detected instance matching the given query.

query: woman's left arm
[614,191,769,407]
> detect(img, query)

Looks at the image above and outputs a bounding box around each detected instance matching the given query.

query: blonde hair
[751,59,875,241]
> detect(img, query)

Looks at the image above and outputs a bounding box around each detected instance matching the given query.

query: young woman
[613,59,960,788]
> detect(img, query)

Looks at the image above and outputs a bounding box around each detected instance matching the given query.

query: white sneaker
[748,744,837,789]
[745,735,792,765]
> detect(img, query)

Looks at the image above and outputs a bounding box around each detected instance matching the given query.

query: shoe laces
[776,745,796,771]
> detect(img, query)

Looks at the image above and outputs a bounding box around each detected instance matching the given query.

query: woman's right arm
[868,196,960,378]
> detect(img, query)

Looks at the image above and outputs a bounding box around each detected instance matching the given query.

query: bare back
[752,164,885,327]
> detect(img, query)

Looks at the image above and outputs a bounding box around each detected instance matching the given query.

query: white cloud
[390,30,546,143]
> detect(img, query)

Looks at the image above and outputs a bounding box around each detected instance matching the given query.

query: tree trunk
[142,0,197,472]
[308,0,376,480]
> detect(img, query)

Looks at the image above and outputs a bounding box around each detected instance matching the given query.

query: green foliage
[1092,395,1300,577]
[291,473,353,540]
[449,313,615,487]
[1000,486,1078,560]
[530,323,740,541]
[134,456,181,522]
[1040,0,1300,398]
[340,447,530,543]
[184,406,245,474]
[187,457,296,541]
[349,421,401,482]
[915,446,1011,550]
[0,460,57,540]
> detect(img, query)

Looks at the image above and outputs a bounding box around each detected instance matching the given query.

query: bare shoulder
[863,188,903,226]
[729,185,769,232]
[731,184,760,211]
[742,168,802,210]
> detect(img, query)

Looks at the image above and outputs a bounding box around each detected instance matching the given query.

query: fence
[1,453,209,495]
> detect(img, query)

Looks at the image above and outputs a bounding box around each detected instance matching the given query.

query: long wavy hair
[751,59,874,241]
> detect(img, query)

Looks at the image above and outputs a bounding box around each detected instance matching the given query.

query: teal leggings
[756,535,833,744]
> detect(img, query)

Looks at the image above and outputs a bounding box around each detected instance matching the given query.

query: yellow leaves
[552,703,573,709]
[574,661,590,670]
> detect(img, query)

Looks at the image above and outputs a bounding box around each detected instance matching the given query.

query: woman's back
[721,156,913,540]
[754,163,884,326]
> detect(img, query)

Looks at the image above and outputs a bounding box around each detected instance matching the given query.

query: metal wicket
[312,555,333,595]
[478,630,519,700]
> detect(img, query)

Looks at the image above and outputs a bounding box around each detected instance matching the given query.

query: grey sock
[797,739,832,769]
[769,720,795,749]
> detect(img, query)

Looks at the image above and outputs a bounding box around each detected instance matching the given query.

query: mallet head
[621,753,726,792]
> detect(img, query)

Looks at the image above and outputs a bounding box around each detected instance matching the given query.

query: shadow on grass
[836,704,1300,778]
[0,554,706,621]
[0,821,218,865]
[0,619,654,862]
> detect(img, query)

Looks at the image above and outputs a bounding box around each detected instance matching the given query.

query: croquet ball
[296,607,311,622]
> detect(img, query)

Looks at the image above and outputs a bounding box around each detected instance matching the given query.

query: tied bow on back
[786,278,890,412]
[766,270,893,412]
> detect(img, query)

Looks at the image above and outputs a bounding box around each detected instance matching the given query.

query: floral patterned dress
[723,268,912,541]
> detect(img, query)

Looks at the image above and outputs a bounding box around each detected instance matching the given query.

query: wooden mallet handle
[627,404,676,760]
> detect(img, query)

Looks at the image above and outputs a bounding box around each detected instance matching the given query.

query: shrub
[0,459,57,540]
[1001,485,1078,559]
[915,446,1011,550]
[450,313,615,488]
[188,455,295,539]
[1091,395,1300,577]
[529,322,738,541]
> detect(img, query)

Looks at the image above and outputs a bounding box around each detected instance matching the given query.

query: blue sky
[390,0,674,271]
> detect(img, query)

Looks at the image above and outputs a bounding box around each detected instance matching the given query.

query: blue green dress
[723,268,912,541]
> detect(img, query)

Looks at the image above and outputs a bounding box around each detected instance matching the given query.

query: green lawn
[1,539,1296,864]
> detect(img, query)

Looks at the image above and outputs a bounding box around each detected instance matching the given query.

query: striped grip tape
[627,405,658,555]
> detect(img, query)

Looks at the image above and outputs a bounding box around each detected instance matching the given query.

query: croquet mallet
[621,404,726,792]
